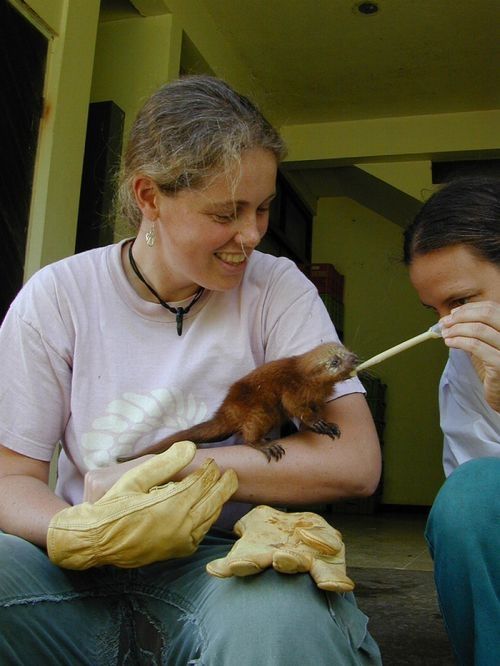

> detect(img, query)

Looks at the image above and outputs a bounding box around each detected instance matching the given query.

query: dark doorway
[75,101,125,253]
[0,1,48,321]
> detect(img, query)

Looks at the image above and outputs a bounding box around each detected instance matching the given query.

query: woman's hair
[403,175,500,266]
[117,75,287,228]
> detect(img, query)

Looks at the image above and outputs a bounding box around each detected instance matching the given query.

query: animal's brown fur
[118,342,358,462]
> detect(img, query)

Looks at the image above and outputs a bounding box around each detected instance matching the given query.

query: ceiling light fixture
[357,2,379,15]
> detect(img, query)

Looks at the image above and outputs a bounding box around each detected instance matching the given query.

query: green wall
[91,14,182,137]
[90,13,182,239]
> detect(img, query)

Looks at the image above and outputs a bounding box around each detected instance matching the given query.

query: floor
[331,510,433,572]
[327,510,456,665]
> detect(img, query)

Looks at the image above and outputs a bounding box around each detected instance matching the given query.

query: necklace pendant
[176,308,185,336]
[129,242,203,338]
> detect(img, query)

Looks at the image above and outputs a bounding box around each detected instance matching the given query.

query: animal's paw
[249,441,286,462]
[312,420,341,439]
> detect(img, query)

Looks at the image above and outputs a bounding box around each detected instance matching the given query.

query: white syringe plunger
[354,323,442,373]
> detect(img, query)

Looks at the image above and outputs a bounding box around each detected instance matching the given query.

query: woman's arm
[85,393,381,506]
[441,301,500,411]
[0,445,69,547]
[193,393,381,506]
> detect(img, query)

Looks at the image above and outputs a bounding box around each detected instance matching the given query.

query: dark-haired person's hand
[440,301,500,412]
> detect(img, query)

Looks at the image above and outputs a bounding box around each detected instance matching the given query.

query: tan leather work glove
[207,505,354,592]
[47,441,238,570]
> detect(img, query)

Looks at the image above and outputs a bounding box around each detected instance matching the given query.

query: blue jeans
[425,457,500,666]
[0,530,381,665]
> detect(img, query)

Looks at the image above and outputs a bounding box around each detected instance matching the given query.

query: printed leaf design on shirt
[81,387,208,469]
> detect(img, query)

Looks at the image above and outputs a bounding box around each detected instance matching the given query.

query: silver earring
[145,223,156,247]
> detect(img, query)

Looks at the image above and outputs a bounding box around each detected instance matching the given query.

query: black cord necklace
[128,240,204,336]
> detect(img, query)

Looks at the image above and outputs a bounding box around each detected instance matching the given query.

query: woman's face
[409,244,500,319]
[153,147,278,299]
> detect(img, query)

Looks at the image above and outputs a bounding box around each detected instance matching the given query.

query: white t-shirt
[0,241,364,508]
[439,348,500,476]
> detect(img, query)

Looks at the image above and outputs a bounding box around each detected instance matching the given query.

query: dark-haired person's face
[409,244,500,319]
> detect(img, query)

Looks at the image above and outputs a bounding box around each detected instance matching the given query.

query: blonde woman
[0,76,381,665]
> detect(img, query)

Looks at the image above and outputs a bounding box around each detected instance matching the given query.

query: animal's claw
[312,420,341,439]
[268,443,285,461]
[249,442,286,462]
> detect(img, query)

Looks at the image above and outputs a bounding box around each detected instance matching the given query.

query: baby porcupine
[118,342,359,462]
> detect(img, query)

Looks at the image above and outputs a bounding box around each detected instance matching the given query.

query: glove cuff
[47,509,97,570]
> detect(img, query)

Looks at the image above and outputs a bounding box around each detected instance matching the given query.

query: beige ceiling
[101,0,500,126]
[201,0,500,124]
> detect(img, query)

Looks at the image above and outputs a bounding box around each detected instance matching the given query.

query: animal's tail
[117,418,233,461]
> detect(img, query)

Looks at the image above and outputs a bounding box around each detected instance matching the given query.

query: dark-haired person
[404,176,500,666]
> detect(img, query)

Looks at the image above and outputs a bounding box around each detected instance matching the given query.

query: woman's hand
[440,301,500,411]
[49,442,238,569]
[83,454,155,502]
